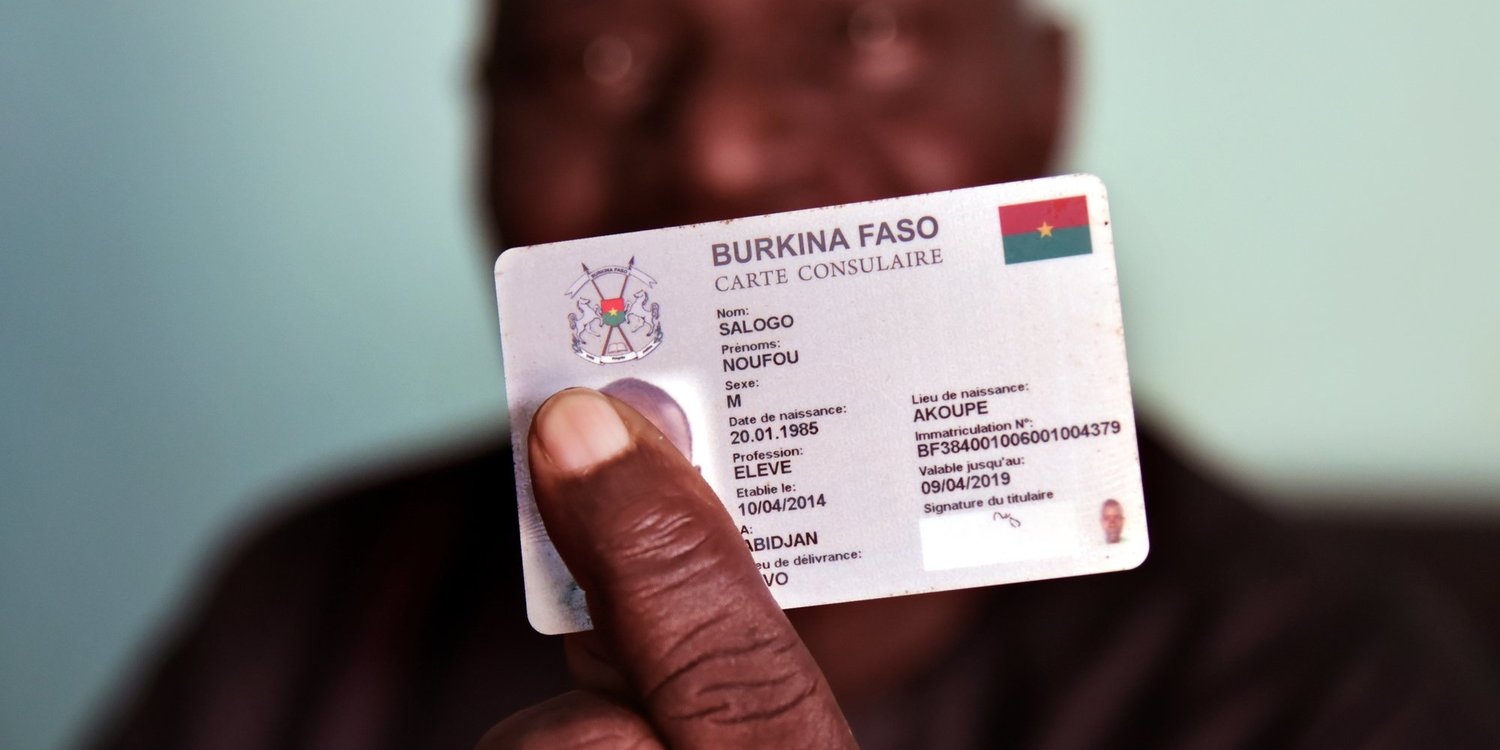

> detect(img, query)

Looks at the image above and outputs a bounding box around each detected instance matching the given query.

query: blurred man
[89,1,1499,748]
[482,0,1063,247]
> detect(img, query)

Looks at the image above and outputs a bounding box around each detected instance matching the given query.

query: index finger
[527,388,855,750]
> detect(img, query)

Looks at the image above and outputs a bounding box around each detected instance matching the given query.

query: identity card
[495,173,1147,634]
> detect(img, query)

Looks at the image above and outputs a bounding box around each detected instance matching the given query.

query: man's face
[482,0,1065,249]
[1101,500,1124,543]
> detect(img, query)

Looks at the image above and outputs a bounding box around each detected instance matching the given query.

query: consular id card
[495,173,1147,635]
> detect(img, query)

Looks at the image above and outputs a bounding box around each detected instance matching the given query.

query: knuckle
[597,502,737,600]
[648,617,820,728]
[615,504,713,565]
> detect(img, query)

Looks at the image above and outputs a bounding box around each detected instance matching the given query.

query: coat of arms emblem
[565,257,663,364]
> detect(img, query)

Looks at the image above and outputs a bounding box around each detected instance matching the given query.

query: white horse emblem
[565,258,663,364]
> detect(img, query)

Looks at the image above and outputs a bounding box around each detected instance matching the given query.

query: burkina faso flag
[600,297,626,326]
[998,195,1092,265]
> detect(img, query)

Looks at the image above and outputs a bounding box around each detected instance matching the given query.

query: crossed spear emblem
[581,257,637,358]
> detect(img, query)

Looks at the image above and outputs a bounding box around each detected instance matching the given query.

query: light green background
[2,2,1497,748]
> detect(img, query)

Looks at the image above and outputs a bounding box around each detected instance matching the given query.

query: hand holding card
[479,388,856,750]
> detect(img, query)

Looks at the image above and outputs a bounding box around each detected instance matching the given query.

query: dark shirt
[88,428,1500,749]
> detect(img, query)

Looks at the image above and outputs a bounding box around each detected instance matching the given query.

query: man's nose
[670,71,805,204]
